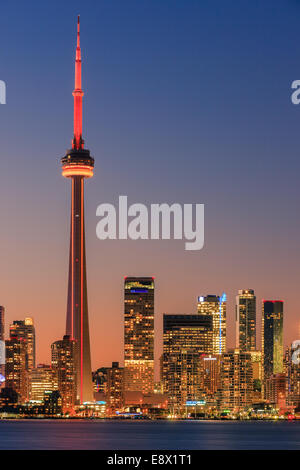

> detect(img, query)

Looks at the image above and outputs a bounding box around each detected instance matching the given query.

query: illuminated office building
[124,277,154,394]
[262,301,284,388]
[236,289,256,351]
[5,337,28,402]
[51,335,77,412]
[163,314,213,408]
[10,318,36,371]
[197,294,227,354]
[220,349,253,412]
[29,365,58,402]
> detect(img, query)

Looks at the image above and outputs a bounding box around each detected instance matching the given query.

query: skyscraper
[10,318,36,371]
[236,289,256,352]
[162,314,213,408]
[61,17,94,403]
[262,300,284,386]
[51,335,77,412]
[197,294,227,354]
[124,277,154,394]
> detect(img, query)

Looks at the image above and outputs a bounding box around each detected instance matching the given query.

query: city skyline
[1,1,300,372]
[0,289,294,375]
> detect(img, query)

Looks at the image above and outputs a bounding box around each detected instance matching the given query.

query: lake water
[0,420,299,450]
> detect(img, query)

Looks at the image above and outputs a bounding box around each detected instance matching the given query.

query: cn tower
[61,16,94,403]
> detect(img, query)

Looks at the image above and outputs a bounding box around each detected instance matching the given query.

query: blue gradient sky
[0,0,300,371]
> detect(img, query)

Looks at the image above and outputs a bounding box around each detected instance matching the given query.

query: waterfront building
[106,362,124,414]
[5,337,28,402]
[51,335,77,412]
[220,349,253,413]
[163,314,213,409]
[265,373,287,412]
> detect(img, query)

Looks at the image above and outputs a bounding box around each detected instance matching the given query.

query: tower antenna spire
[72,15,84,150]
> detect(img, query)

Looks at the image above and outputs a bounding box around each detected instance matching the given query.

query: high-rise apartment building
[197,294,227,354]
[162,314,213,408]
[220,349,253,412]
[10,318,36,370]
[236,289,256,351]
[51,335,77,412]
[262,300,284,387]
[124,277,154,394]
[106,362,124,414]
[5,337,28,402]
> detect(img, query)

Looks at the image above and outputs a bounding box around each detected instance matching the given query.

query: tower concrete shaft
[66,176,93,403]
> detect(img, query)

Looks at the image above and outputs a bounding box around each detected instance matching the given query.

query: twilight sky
[0,0,300,375]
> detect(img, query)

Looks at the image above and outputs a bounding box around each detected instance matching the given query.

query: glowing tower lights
[61,16,94,403]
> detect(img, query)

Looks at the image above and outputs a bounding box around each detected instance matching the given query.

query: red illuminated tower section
[61,16,94,403]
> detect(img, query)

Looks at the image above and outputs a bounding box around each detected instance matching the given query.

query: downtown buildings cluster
[0,283,299,419]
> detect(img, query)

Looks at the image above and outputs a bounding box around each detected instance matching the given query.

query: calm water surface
[0,420,299,450]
